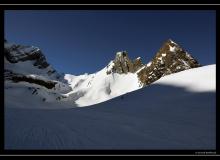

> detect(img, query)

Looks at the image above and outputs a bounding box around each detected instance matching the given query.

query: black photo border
[0,4,219,156]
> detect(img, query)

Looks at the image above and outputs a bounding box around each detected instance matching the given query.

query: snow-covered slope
[5,65,216,149]
[154,64,216,92]
[64,60,141,106]
[4,42,142,107]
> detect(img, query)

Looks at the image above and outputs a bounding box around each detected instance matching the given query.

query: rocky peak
[4,40,72,95]
[137,39,201,85]
[107,51,144,74]
[4,40,65,82]
[4,41,49,69]
[155,39,201,75]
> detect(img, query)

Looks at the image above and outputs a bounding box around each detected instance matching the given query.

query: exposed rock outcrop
[106,39,201,86]
[107,51,144,74]
[137,39,201,85]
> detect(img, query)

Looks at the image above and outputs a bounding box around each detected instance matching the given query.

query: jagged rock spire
[107,51,144,74]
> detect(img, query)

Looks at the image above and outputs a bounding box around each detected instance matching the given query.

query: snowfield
[5,65,216,149]
[64,61,141,106]
[154,64,216,92]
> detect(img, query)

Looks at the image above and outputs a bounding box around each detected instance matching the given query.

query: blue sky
[5,10,216,75]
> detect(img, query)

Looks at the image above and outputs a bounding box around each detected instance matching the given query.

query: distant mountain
[4,41,61,79]
[4,41,72,103]
[4,39,201,107]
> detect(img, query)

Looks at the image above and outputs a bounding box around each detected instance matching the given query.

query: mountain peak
[158,39,181,55]
[106,51,144,75]
[4,41,66,83]
[4,41,49,69]
[115,51,128,57]
[137,39,201,85]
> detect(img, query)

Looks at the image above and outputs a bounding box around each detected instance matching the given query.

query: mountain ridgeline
[4,39,201,106]
[106,39,201,86]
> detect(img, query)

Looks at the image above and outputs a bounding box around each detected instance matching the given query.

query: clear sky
[5,10,216,75]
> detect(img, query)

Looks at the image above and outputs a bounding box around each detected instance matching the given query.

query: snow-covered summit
[4,40,72,104]
[5,41,48,69]
[4,40,68,81]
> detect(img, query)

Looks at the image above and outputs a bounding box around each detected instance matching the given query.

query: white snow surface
[162,53,166,57]
[5,65,216,149]
[154,64,216,92]
[64,64,141,106]
[4,59,60,81]
[147,61,152,67]
[169,45,176,52]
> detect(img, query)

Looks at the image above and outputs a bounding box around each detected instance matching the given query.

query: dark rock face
[137,39,201,85]
[107,51,144,74]
[4,42,49,69]
[5,71,57,89]
[11,75,57,89]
